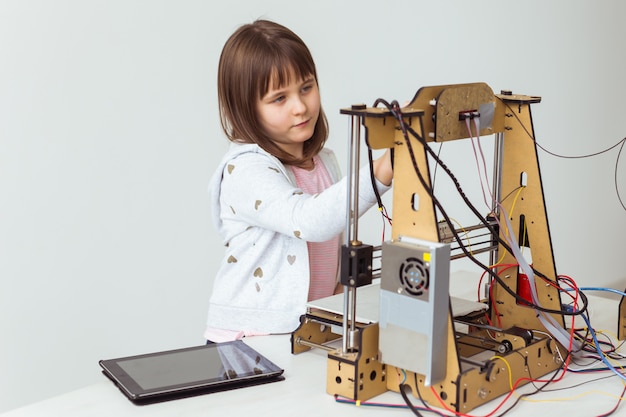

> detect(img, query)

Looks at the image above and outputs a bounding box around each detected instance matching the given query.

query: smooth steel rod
[342,113,362,353]
[294,337,336,352]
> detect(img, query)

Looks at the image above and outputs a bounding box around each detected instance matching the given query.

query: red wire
[437,267,581,416]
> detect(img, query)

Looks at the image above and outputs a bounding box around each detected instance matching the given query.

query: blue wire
[580,312,626,382]
[570,287,626,297]
[569,366,626,373]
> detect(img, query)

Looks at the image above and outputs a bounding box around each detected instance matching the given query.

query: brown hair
[217,20,328,166]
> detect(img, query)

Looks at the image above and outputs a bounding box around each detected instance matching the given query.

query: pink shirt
[291,156,340,301]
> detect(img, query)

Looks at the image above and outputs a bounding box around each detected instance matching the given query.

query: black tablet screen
[100,340,283,400]
[117,347,228,390]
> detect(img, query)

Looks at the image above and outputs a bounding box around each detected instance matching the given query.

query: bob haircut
[217,20,328,167]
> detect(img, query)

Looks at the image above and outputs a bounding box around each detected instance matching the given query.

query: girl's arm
[219,152,390,242]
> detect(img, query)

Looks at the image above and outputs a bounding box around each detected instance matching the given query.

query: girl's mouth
[294,119,310,128]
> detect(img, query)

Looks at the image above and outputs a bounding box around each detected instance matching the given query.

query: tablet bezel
[99,340,284,404]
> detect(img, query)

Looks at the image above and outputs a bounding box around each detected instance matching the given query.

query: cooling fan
[399,256,429,297]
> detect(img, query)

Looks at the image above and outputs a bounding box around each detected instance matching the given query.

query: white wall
[1,0,625,412]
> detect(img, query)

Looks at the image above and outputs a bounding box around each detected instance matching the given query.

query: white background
[1,0,625,412]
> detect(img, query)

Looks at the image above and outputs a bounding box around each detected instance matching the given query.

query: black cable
[419,106,589,316]
[495,352,568,417]
[535,136,626,159]
[412,374,454,417]
[372,97,589,319]
[364,125,392,224]
[502,102,626,212]
[408,113,590,318]
[413,374,432,410]
[431,141,444,191]
[614,138,626,211]
[500,186,524,204]
[541,373,619,393]
[398,383,447,417]
[366,146,385,211]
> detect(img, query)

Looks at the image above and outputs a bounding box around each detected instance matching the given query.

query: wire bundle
[354,97,626,416]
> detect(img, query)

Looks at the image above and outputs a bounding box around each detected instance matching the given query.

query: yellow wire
[507,187,524,225]
[448,216,473,255]
[490,187,525,267]
[489,355,514,390]
[491,354,626,405]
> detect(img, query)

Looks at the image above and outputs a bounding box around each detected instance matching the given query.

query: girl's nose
[291,97,306,115]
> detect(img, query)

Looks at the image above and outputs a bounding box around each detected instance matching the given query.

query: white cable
[462,112,579,352]
[465,116,493,209]
[501,212,581,352]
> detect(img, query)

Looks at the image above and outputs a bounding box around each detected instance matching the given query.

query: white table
[3,294,625,417]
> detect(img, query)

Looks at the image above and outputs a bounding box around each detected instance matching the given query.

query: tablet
[99,340,284,404]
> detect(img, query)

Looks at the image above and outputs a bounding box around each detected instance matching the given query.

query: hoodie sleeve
[216,150,389,243]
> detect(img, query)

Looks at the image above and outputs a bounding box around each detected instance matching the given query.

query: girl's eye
[301,85,313,93]
[273,96,285,103]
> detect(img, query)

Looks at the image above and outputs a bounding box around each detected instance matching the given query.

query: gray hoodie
[206,142,389,334]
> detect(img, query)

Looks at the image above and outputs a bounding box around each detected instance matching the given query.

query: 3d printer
[290,82,585,413]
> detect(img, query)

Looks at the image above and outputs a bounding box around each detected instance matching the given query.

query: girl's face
[256,72,320,159]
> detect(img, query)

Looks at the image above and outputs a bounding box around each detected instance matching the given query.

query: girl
[205,20,393,342]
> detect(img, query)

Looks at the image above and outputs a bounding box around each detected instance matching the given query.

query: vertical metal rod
[345,114,361,244]
[342,285,350,353]
[342,284,350,353]
[342,113,361,353]
[490,132,504,267]
[349,285,358,349]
